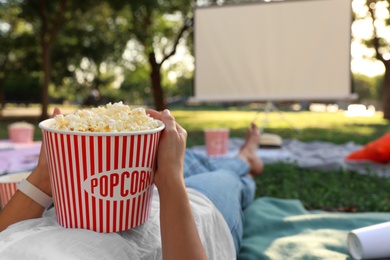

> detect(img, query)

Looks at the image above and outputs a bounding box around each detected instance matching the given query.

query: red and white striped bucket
[0,172,31,209]
[39,118,164,233]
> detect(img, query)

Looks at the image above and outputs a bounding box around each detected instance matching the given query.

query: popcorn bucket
[204,128,229,156]
[8,122,35,143]
[0,172,31,209]
[39,119,164,233]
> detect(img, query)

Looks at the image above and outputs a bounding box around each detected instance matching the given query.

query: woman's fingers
[160,110,187,140]
[52,107,61,117]
[161,109,175,129]
[147,109,186,137]
[176,122,187,136]
[146,109,162,121]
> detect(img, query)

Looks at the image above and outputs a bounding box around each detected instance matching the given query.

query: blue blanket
[238,197,390,259]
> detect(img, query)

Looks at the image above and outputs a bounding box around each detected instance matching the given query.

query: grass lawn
[1,104,390,212]
[171,108,389,147]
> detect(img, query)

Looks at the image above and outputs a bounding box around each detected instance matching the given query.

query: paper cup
[204,128,229,156]
[347,221,390,259]
[8,122,35,143]
[39,118,164,233]
[0,172,31,209]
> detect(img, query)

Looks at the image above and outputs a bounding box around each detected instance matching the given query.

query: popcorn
[53,102,159,132]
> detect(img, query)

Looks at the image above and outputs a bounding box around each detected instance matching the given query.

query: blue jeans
[183,151,256,254]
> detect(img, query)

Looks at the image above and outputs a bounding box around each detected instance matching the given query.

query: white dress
[0,188,236,260]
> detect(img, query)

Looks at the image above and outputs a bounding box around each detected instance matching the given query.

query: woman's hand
[146,109,187,191]
[146,109,207,260]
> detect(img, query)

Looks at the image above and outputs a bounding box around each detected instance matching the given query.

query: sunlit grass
[1,106,389,147]
[171,110,389,147]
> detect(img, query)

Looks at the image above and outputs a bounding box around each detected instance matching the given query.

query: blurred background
[0,0,390,120]
[1,0,390,214]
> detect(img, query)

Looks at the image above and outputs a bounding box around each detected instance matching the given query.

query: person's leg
[183,151,217,178]
[183,123,262,253]
[185,161,255,254]
[184,123,263,178]
[184,153,256,209]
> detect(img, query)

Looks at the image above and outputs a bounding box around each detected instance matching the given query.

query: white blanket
[0,188,236,260]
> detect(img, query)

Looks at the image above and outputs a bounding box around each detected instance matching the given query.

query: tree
[110,0,194,111]
[51,2,130,105]
[0,1,16,112]
[7,0,213,114]
[19,0,69,120]
[17,0,128,118]
[121,62,154,105]
[360,0,390,120]
[0,1,39,113]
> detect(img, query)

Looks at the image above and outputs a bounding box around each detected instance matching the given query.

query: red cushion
[346,133,390,163]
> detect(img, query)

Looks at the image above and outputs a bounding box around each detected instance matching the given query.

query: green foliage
[167,74,193,97]
[49,1,131,103]
[120,65,154,105]
[0,1,40,81]
[255,162,390,212]
[4,72,41,103]
[1,0,388,116]
[107,0,195,109]
[99,87,122,105]
[353,73,383,101]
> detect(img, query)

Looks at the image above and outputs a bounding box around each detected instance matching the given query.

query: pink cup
[8,122,35,143]
[39,118,164,233]
[204,128,229,156]
[0,172,31,209]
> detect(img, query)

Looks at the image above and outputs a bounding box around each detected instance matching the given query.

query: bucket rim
[0,172,31,183]
[39,118,165,136]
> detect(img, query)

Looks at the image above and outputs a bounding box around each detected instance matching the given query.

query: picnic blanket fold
[238,197,390,260]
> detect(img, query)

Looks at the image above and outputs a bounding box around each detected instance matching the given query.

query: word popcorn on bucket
[83,168,153,200]
[39,102,165,233]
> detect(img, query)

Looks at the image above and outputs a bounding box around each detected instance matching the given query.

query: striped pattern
[0,182,18,209]
[42,130,161,233]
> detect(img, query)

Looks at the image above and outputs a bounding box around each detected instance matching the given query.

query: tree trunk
[382,62,390,120]
[37,0,68,121]
[40,42,51,120]
[366,2,390,121]
[0,78,4,116]
[148,52,166,111]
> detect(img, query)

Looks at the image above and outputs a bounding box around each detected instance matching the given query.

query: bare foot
[237,123,264,176]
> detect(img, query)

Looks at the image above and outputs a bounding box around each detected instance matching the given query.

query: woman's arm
[1,107,208,259]
[148,109,207,260]
[0,108,60,232]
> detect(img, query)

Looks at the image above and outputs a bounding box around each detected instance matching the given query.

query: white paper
[348,221,390,259]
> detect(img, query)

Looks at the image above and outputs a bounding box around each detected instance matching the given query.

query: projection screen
[193,0,352,102]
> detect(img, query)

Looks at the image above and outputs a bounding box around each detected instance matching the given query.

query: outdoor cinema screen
[193,0,352,102]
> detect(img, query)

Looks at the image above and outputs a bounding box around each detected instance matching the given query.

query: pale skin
[0,107,263,259]
[147,109,207,260]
